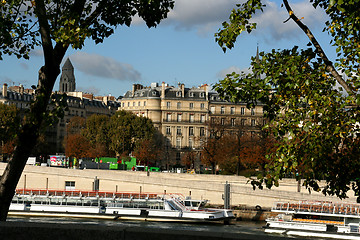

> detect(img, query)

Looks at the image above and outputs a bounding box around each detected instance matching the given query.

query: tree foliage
[0,103,20,150]
[215,0,360,199]
[65,133,91,160]
[108,110,155,156]
[133,138,161,167]
[0,0,174,221]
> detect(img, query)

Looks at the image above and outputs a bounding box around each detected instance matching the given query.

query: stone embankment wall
[0,162,355,208]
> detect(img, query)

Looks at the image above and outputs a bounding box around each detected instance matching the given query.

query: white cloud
[134,0,327,40]
[70,52,141,82]
[252,0,327,41]
[217,66,252,79]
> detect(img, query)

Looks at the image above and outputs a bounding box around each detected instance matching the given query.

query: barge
[265,200,360,239]
[10,189,234,222]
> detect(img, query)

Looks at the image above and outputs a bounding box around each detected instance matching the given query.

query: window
[133,102,135,106]
[251,119,256,126]
[200,103,205,109]
[221,106,225,114]
[210,106,215,114]
[241,107,245,115]
[127,102,130,107]
[177,102,181,109]
[251,108,255,115]
[231,118,236,127]
[166,126,171,135]
[166,102,171,108]
[189,127,194,136]
[200,127,205,137]
[177,114,182,122]
[231,107,235,114]
[177,127,182,136]
[189,102,194,109]
[176,138,181,148]
[188,138,193,148]
[138,101,140,106]
[176,152,181,161]
[65,181,75,191]
[241,119,246,126]
[200,115,205,123]
[122,102,124,107]
[144,101,146,106]
[166,113,172,122]
[189,114,194,123]
[176,91,182,97]
[189,92,194,97]
[221,118,225,125]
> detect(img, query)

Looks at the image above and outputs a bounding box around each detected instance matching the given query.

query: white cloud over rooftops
[70,52,141,82]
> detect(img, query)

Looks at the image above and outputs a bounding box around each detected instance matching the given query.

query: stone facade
[119,82,265,166]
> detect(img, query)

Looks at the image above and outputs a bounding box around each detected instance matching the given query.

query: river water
[6,216,320,239]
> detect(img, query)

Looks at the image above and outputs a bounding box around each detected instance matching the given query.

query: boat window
[192,201,200,207]
[185,201,191,207]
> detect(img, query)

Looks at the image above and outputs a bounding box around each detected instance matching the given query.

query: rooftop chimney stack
[2,83,7,98]
[161,82,165,99]
[181,83,185,98]
[205,84,208,100]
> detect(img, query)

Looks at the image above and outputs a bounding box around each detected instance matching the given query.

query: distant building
[59,58,76,93]
[119,82,265,167]
[0,58,120,154]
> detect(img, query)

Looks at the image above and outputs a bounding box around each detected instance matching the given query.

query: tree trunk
[0,66,59,221]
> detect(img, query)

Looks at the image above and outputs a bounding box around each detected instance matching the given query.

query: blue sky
[0,0,335,98]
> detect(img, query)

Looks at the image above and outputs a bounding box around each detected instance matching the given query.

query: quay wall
[0,163,355,208]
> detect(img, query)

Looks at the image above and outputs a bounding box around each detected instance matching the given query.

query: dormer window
[152,91,157,96]
[189,92,194,97]
[176,91,182,97]
[200,92,205,98]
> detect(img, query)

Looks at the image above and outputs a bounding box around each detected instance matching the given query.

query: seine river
[6,216,322,239]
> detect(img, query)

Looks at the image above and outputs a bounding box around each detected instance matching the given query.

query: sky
[0,0,335,98]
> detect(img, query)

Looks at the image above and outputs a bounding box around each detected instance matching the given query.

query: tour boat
[10,189,234,222]
[264,200,360,239]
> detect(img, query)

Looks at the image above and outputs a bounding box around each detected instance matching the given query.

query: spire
[59,57,76,92]
[62,58,74,71]
[255,44,260,79]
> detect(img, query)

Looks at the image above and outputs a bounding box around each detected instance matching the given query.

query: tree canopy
[215,0,359,199]
[108,110,156,156]
[0,0,174,221]
[0,103,20,161]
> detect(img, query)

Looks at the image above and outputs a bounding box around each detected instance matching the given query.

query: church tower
[59,58,76,93]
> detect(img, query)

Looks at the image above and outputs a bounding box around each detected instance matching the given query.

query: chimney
[103,96,108,105]
[181,84,185,98]
[132,84,136,97]
[2,83,8,98]
[204,84,208,100]
[19,84,24,94]
[161,82,165,99]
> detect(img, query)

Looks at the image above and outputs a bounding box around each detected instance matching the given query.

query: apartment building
[119,82,265,164]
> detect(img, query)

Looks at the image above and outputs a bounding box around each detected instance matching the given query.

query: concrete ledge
[0,221,296,240]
